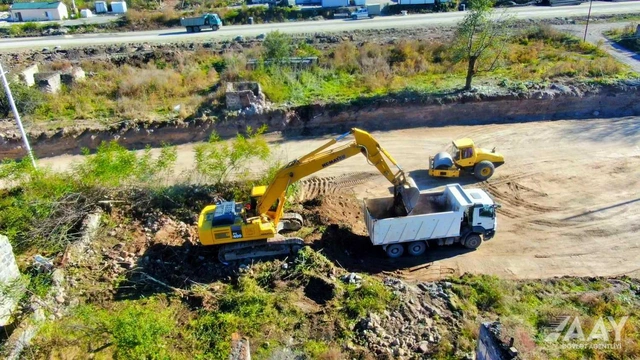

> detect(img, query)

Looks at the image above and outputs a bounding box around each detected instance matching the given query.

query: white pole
[0,62,37,170]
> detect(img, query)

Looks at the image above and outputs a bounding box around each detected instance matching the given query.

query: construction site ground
[40,116,640,281]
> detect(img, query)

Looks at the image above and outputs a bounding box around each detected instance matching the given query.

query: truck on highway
[363,184,498,258]
[180,13,223,33]
[350,4,381,19]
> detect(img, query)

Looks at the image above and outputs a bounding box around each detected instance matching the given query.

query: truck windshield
[479,205,494,218]
[447,143,459,160]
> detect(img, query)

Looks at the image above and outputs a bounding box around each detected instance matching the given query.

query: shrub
[0,81,46,117]
[263,30,295,62]
[194,125,270,185]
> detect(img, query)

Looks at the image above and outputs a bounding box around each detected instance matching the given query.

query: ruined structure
[17,64,39,87]
[34,72,62,94]
[0,235,21,327]
[60,67,86,86]
[476,322,519,360]
[225,81,267,112]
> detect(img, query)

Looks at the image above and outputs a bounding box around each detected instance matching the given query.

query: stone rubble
[354,277,462,359]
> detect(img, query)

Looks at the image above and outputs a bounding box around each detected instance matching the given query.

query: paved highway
[1,1,639,51]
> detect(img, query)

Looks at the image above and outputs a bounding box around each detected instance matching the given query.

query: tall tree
[454,0,511,90]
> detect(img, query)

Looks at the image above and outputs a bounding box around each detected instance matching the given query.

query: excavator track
[218,237,305,263]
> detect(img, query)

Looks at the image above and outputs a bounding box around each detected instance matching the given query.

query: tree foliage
[194,125,270,185]
[0,81,45,118]
[262,30,294,63]
[454,0,512,90]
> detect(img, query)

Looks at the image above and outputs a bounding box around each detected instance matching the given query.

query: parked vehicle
[180,13,222,33]
[363,184,498,258]
[350,4,380,19]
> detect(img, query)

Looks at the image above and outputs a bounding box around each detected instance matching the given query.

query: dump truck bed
[180,17,206,26]
[363,184,473,246]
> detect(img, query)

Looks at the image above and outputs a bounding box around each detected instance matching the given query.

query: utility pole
[0,62,37,170]
[583,0,593,42]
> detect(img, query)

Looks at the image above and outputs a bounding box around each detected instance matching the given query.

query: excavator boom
[256,128,419,222]
[197,128,420,262]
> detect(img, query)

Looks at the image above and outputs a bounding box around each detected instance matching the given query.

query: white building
[10,1,69,22]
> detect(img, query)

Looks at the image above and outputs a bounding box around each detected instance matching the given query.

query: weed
[35,298,193,359]
[342,279,397,320]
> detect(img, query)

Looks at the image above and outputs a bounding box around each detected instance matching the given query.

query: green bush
[0,81,46,117]
[0,141,176,253]
[194,125,270,185]
[37,298,188,359]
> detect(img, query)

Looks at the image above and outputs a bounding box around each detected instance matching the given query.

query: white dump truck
[363,184,498,258]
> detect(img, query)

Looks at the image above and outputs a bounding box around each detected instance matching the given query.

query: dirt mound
[303,193,367,235]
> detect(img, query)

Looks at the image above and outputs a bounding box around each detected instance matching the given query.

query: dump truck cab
[429,138,504,181]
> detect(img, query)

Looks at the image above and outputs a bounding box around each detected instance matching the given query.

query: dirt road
[39,117,640,280]
[554,22,640,74]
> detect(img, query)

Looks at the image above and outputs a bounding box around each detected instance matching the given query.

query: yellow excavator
[197,128,420,262]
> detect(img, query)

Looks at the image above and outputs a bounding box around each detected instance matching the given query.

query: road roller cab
[428,138,504,181]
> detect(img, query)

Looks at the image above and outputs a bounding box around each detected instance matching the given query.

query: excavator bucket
[400,176,420,215]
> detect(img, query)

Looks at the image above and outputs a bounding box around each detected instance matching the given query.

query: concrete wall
[35,72,61,94]
[0,235,21,327]
[226,82,264,110]
[476,322,518,360]
[18,64,39,87]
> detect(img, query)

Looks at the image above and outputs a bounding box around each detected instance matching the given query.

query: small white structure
[0,235,21,327]
[110,1,128,13]
[95,1,108,14]
[80,9,93,18]
[9,1,68,22]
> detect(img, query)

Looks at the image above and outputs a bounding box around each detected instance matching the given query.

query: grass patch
[34,297,197,359]
[449,274,640,359]
[6,24,634,126]
[605,23,640,55]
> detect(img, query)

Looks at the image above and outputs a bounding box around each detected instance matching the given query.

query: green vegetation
[454,0,513,89]
[0,142,177,253]
[194,125,270,185]
[449,274,640,359]
[36,298,196,359]
[9,24,633,126]
[605,23,640,55]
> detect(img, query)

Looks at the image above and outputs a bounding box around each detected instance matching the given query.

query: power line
[0,62,37,170]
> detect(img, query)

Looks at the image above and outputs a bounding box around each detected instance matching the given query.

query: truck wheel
[464,234,482,250]
[474,161,495,181]
[212,25,219,31]
[186,26,193,33]
[407,241,426,256]
[385,244,404,258]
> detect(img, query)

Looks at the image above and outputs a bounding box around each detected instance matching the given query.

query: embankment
[1,83,639,159]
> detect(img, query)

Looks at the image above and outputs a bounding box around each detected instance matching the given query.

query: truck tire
[212,25,219,31]
[464,234,482,250]
[385,244,404,258]
[474,161,495,181]
[186,26,193,33]
[407,241,426,256]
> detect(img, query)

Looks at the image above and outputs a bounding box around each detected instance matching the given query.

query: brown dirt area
[275,116,640,281]
[37,116,640,283]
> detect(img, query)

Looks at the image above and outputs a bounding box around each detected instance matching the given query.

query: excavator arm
[255,128,420,225]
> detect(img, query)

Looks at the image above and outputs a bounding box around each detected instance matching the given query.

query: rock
[417,341,429,353]
[55,294,65,304]
[51,269,65,287]
[341,272,362,284]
